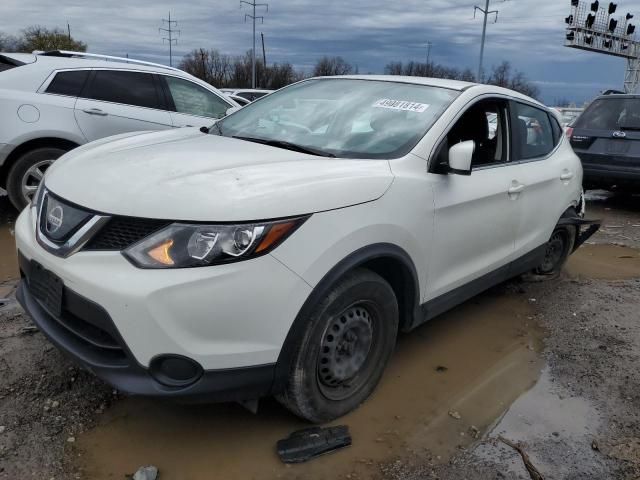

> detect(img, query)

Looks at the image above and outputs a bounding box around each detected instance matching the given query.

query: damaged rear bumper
[558,217,601,251]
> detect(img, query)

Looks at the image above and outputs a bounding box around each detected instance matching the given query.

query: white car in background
[220,88,273,102]
[0,50,239,209]
[15,76,597,423]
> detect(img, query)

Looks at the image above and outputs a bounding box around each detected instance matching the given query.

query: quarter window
[46,70,90,97]
[513,103,554,160]
[85,70,161,109]
[165,77,230,119]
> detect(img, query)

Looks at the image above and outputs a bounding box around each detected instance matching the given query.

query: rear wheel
[534,226,576,276]
[277,269,398,423]
[6,147,67,210]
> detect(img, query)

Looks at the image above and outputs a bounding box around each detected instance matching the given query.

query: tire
[277,268,399,423]
[6,147,67,210]
[533,225,576,276]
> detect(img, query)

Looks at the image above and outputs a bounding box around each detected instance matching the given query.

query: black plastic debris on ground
[277,425,352,464]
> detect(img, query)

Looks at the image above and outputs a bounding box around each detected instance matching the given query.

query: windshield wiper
[232,136,336,157]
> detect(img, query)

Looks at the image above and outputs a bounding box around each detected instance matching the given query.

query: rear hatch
[570,96,640,177]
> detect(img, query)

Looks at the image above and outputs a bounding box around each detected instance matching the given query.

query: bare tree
[487,61,539,99]
[0,32,21,52]
[313,56,353,76]
[18,25,87,52]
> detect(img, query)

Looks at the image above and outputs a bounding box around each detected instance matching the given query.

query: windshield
[575,97,640,131]
[215,78,460,159]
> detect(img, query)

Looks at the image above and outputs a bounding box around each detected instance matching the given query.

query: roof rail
[36,50,183,73]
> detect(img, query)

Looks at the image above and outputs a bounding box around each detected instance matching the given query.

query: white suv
[0,51,239,210]
[15,76,597,422]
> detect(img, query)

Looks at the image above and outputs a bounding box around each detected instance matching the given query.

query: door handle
[508,183,526,195]
[82,108,108,116]
[560,171,574,181]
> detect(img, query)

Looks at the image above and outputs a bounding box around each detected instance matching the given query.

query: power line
[474,0,500,82]
[159,11,180,67]
[241,0,268,89]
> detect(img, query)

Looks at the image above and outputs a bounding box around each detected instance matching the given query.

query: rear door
[570,96,640,184]
[510,101,572,257]
[159,75,233,129]
[74,69,172,141]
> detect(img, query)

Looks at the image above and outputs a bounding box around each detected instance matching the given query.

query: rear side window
[164,76,230,119]
[513,103,554,160]
[574,98,640,131]
[46,70,89,97]
[549,114,563,144]
[85,70,161,109]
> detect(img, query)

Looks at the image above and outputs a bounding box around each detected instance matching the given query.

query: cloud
[0,0,636,102]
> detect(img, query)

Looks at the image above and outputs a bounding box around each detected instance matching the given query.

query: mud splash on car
[75,290,544,480]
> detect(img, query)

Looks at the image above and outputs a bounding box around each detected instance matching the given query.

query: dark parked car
[569,94,640,192]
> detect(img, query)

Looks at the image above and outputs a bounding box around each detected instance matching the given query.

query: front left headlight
[123,217,308,269]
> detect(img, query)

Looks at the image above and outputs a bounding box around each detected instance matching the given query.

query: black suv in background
[570,94,640,192]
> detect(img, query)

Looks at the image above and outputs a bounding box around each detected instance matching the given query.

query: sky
[1,0,638,104]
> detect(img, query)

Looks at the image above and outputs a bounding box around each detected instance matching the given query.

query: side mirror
[448,140,474,176]
[226,106,241,116]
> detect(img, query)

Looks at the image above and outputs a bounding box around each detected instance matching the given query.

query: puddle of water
[475,368,604,478]
[0,222,18,281]
[76,292,543,480]
[567,244,640,280]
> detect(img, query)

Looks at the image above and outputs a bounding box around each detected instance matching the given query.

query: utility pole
[261,32,267,88]
[67,23,71,41]
[159,12,180,67]
[241,0,268,89]
[425,41,432,65]
[474,0,499,83]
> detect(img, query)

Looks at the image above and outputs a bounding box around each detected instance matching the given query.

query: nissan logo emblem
[46,205,64,234]
[612,131,627,138]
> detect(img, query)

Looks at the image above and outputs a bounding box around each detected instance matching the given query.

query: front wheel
[277,269,399,423]
[6,147,68,210]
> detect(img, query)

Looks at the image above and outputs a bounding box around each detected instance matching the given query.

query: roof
[307,75,546,107]
[320,75,476,91]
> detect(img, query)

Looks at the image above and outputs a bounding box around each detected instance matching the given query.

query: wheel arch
[272,243,420,393]
[0,137,80,188]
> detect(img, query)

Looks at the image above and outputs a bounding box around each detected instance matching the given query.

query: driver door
[427,98,522,299]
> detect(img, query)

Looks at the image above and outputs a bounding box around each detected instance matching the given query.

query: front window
[215,79,459,159]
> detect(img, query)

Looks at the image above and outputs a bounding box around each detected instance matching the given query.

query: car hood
[45,128,394,221]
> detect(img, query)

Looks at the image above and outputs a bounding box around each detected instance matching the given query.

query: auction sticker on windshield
[373,99,430,113]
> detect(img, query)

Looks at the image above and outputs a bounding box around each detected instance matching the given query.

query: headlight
[123,217,308,268]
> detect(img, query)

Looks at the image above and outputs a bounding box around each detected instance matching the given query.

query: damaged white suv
[15,76,597,422]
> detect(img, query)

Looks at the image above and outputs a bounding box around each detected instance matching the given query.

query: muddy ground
[0,191,639,480]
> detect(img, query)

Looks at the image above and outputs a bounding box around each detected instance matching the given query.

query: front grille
[83,217,169,251]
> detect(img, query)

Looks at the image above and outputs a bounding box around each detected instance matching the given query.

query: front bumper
[16,277,274,401]
[14,207,313,400]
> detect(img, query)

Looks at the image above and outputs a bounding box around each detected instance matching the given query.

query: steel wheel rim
[317,304,374,401]
[540,231,565,273]
[21,160,53,204]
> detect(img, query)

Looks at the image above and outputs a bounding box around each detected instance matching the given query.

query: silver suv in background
[0,51,239,209]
